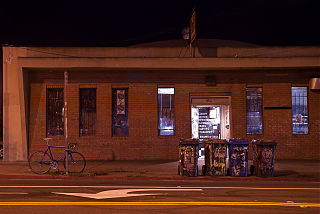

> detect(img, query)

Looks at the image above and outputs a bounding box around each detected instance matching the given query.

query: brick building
[2,41,320,161]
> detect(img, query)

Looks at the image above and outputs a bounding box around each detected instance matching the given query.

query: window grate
[292,87,308,134]
[46,88,64,136]
[158,88,175,136]
[246,87,263,134]
[79,88,96,136]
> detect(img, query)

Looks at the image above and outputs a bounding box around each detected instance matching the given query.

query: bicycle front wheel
[64,152,86,174]
[28,151,51,174]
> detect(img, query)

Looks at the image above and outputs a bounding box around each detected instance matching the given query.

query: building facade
[2,43,320,161]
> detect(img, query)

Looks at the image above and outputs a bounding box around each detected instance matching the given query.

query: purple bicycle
[28,138,86,174]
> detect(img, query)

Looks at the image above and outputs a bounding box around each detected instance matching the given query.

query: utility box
[178,138,199,177]
[203,139,228,176]
[229,139,249,177]
[252,140,277,177]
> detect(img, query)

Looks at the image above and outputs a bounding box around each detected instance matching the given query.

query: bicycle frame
[40,145,73,165]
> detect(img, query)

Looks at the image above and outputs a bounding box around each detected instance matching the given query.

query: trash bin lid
[179,138,199,145]
[229,138,249,145]
[203,139,228,145]
[252,140,277,146]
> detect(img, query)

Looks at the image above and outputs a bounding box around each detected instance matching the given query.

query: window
[158,88,175,135]
[246,87,263,134]
[46,88,64,136]
[292,87,308,134]
[112,88,129,136]
[79,88,96,136]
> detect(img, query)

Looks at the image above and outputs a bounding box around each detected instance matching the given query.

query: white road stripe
[0,192,28,195]
[0,186,318,190]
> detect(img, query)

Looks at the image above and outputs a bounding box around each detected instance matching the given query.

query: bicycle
[28,138,86,175]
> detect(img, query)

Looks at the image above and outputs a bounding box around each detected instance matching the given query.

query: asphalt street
[0,179,319,214]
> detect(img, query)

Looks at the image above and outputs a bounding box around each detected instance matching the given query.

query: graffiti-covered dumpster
[178,138,199,177]
[229,139,249,177]
[252,140,277,177]
[202,139,228,176]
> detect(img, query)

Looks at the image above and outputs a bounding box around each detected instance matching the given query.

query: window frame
[291,86,309,135]
[79,88,97,136]
[112,88,129,137]
[246,87,263,135]
[157,87,175,136]
[46,87,64,137]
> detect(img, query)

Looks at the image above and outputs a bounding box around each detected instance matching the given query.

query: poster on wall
[116,90,125,115]
[112,88,128,136]
[198,108,214,139]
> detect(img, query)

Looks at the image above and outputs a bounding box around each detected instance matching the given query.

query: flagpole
[64,71,68,175]
[190,8,196,58]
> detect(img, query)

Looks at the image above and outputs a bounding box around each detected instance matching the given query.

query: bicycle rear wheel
[64,152,86,174]
[28,151,51,174]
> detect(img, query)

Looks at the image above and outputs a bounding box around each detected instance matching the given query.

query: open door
[190,96,231,157]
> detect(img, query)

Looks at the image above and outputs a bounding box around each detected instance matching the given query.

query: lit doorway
[190,96,231,157]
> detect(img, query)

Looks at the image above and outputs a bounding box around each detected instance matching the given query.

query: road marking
[10,179,64,181]
[53,189,203,199]
[0,192,28,195]
[0,186,319,190]
[0,201,319,208]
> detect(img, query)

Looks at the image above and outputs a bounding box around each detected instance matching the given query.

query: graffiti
[214,147,226,158]
[230,145,248,177]
[204,141,227,176]
[255,145,275,177]
[184,146,195,164]
[212,145,227,176]
[179,142,199,177]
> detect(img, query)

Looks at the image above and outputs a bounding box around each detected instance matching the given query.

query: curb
[0,174,319,182]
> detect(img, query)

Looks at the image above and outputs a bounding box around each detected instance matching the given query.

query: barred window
[112,88,129,136]
[292,87,308,134]
[158,88,175,136]
[46,88,64,136]
[79,88,96,136]
[246,87,263,134]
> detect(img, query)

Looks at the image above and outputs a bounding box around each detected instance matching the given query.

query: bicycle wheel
[64,152,86,174]
[28,151,51,174]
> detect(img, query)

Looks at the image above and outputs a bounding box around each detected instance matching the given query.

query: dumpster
[229,139,249,177]
[252,140,277,177]
[178,138,199,177]
[202,139,228,176]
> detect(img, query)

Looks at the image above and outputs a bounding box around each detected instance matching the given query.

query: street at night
[0,179,319,214]
[0,1,319,214]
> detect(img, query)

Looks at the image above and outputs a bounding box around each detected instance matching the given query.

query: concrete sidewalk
[0,158,319,181]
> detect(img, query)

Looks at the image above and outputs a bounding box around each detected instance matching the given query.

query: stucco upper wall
[5,46,320,59]
[217,47,320,58]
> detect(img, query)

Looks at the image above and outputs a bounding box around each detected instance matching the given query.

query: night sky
[0,0,319,46]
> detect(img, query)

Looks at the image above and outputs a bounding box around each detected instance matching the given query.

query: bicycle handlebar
[42,138,77,150]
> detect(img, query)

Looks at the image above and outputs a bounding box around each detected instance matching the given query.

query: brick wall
[28,77,320,160]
